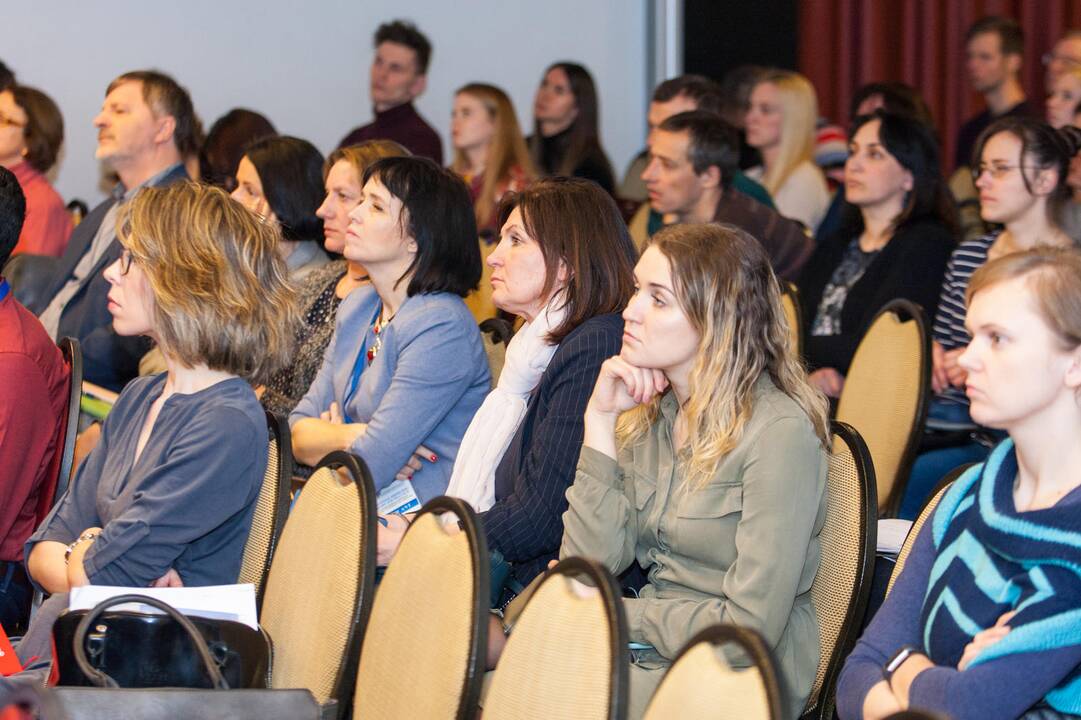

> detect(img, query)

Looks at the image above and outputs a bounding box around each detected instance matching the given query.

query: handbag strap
[71,593,230,690]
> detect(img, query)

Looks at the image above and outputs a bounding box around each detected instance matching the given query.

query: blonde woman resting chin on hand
[488,223,831,720]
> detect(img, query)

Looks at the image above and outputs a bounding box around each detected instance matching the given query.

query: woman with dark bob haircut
[290,156,490,510]
[377,177,637,600]
[231,135,329,281]
[797,110,957,398]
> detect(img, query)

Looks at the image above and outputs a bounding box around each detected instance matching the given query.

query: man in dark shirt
[338,20,442,163]
[636,111,813,280]
[0,166,68,633]
[954,16,1033,171]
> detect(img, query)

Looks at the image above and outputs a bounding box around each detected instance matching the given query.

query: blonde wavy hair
[755,70,819,196]
[450,83,536,228]
[116,181,300,384]
[326,139,410,181]
[618,223,830,489]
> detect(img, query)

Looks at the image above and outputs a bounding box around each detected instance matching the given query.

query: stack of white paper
[68,584,258,630]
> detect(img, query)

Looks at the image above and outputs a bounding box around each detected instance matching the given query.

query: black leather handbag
[52,594,270,689]
[32,594,323,720]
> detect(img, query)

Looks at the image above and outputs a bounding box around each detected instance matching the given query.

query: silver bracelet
[64,530,101,565]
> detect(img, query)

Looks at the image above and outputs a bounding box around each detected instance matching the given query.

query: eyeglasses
[0,114,26,129]
[971,163,1039,181]
[118,248,134,276]
[1043,52,1081,70]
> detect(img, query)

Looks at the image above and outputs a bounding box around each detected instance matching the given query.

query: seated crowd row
[3,17,1081,720]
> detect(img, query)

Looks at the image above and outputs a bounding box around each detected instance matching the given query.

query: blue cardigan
[290,286,489,503]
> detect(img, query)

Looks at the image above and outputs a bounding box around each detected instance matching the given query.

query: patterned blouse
[261,260,349,419]
[810,238,881,336]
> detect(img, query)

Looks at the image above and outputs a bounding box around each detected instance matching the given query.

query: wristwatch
[883,645,920,685]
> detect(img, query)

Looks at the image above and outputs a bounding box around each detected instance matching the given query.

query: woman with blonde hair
[1046,66,1081,130]
[745,69,831,231]
[450,83,535,236]
[261,139,409,419]
[19,181,299,662]
[553,223,829,718]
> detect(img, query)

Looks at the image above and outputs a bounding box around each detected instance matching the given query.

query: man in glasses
[31,70,197,391]
[1044,30,1081,90]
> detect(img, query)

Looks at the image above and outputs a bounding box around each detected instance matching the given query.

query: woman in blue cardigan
[837,247,1081,720]
[290,157,490,510]
[377,178,637,595]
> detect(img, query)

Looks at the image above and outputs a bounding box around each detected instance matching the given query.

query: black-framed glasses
[118,248,133,275]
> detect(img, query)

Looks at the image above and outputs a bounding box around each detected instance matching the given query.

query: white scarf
[446,299,567,511]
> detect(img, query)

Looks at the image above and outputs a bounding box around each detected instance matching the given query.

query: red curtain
[799,0,1081,168]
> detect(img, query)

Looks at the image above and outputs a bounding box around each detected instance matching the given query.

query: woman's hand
[942,348,968,389]
[376,513,411,566]
[394,444,437,481]
[808,368,845,398]
[586,356,668,418]
[958,611,1015,671]
[931,340,949,394]
[861,680,903,720]
[293,403,368,466]
[150,568,184,588]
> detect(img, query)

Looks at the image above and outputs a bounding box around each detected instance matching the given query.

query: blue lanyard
[0,278,9,303]
[341,303,382,424]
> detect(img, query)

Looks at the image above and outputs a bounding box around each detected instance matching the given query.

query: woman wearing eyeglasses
[899,117,1080,519]
[22,183,297,637]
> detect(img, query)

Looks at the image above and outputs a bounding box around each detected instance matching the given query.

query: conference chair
[352,496,489,720]
[484,556,628,720]
[836,299,930,516]
[259,451,377,718]
[780,281,803,357]
[237,412,294,612]
[479,316,514,385]
[802,421,877,720]
[886,467,968,597]
[642,624,785,720]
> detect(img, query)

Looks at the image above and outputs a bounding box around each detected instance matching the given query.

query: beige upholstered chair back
[836,300,930,515]
[260,452,376,713]
[804,422,877,720]
[353,496,488,720]
[484,557,628,720]
[887,476,959,596]
[643,625,783,720]
[238,412,293,609]
[780,282,803,357]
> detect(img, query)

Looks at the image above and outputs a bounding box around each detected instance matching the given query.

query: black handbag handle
[72,593,230,690]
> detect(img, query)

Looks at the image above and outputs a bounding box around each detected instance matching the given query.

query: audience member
[551,223,829,719]
[450,83,534,237]
[32,70,196,392]
[290,157,489,505]
[900,117,1079,519]
[231,135,329,282]
[798,111,957,398]
[338,20,442,163]
[1046,67,1081,129]
[261,140,408,420]
[954,16,1034,172]
[382,178,636,600]
[0,86,72,258]
[718,65,769,169]
[1043,29,1081,90]
[0,166,67,633]
[450,82,536,321]
[619,74,773,208]
[528,62,615,194]
[838,247,1081,720]
[745,69,831,231]
[19,181,299,663]
[636,110,813,279]
[199,108,276,192]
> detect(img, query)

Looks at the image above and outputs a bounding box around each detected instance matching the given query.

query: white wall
[5,0,649,204]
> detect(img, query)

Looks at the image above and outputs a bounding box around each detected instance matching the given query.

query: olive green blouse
[560,376,828,717]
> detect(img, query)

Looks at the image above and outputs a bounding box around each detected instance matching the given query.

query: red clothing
[338,102,443,164]
[10,161,73,258]
[0,283,68,561]
[462,164,530,235]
